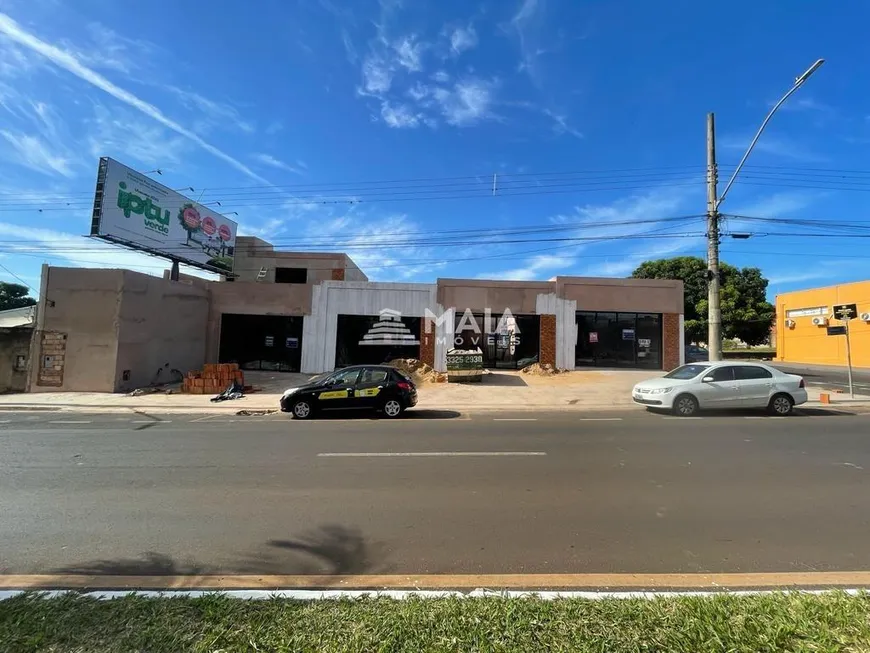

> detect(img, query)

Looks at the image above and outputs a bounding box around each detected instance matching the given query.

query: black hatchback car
[279,365,418,419]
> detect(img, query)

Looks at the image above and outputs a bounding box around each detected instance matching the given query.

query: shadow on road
[649,407,857,418]
[34,524,390,588]
[308,409,462,420]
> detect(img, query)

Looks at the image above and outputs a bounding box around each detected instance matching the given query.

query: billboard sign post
[90,157,238,274]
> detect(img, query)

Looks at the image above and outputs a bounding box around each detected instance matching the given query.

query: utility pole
[706,113,722,361]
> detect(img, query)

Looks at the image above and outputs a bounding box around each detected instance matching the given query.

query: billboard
[90,157,237,274]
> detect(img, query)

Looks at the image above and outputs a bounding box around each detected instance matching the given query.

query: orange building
[776,280,870,367]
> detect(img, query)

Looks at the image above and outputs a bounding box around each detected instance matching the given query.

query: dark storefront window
[219,314,303,372]
[575,311,662,369]
[453,312,540,369]
[336,314,421,368]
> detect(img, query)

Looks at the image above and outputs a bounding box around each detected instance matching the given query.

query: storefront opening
[335,314,421,367]
[575,312,662,369]
[219,314,303,372]
[453,312,540,369]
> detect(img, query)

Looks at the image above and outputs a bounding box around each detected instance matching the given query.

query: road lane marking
[48,420,92,424]
[579,418,623,421]
[189,415,223,422]
[131,420,172,424]
[662,417,702,420]
[493,418,537,421]
[317,451,546,458]
[5,572,870,590]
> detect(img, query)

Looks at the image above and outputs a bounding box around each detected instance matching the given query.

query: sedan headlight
[281,387,299,399]
[647,387,674,395]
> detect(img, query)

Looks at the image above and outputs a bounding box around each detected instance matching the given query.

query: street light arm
[715,59,824,210]
[715,84,802,210]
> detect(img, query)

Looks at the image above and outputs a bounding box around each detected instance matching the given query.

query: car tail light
[397,381,413,391]
[799,378,805,388]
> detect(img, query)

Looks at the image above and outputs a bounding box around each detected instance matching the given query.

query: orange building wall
[776,280,870,367]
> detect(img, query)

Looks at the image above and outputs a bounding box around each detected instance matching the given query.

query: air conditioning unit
[861,312,870,322]
[811,316,829,326]
[785,319,796,328]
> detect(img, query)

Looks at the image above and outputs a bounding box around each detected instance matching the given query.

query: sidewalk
[1,369,868,414]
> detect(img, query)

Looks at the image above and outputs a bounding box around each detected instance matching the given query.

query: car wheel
[292,400,313,419]
[673,394,699,417]
[768,393,794,416]
[382,399,403,419]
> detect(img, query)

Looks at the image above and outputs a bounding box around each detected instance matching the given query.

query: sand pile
[388,359,446,383]
[520,363,562,376]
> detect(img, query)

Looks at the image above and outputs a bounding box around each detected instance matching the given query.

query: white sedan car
[632,362,808,416]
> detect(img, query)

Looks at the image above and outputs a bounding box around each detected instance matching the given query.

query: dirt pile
[387,359,447,383]
[520,363,562,376]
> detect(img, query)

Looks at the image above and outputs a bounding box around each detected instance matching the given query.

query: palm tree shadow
[39,524,392,588]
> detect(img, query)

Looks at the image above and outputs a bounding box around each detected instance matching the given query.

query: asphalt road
[3,407,870,581]
[770,362,870,395]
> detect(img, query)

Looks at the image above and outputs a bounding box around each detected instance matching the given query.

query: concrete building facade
[27,238,685,392]
[776,280,870,367]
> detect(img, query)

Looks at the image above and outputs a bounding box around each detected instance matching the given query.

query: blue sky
[0,0,869,300]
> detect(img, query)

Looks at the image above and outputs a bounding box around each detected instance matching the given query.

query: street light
[705,59,824,362]
[716,59,825,210]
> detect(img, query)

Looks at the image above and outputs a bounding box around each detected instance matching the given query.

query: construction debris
[387,358,445,384]
[520,363,563,376]
[183,363,245,395]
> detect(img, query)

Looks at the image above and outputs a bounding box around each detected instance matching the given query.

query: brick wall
[331,268,345,281]
[37,331,67,387]
[539,314,556,367]
[662,313,680,371]
[419,318,435,367]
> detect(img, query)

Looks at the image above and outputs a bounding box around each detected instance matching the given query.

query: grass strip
[2,591,870,652]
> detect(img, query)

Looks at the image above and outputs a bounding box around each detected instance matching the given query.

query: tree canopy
[632,256,774,346]
[0,282,36,312]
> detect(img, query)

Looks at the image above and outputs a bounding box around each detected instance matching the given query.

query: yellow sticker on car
[356,387,381,398]
[319,390,348,400]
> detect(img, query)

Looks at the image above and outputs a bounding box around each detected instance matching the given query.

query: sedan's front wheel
[768,393,794,416]
[672,394,699,417]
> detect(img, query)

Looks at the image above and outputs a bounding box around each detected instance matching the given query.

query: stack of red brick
[182,363,245,395]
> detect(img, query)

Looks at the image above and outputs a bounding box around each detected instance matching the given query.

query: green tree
[0,282,36,311]
[632,256,774,346]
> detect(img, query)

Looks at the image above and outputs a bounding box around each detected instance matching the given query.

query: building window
[275,267,308,284]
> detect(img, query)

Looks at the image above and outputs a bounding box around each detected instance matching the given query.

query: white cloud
[341,28,358,63]
[361,54,393,94]
[265,121,283,135]
[380,101,422,128]
[720,133,824,163]
[433,78,496,126]
[166,86,255,134]
[0,220,215,278]
[392,35,424,71]
[252,153,305,175]
[729,191,817,219]
[543,108,582,139]
[87,103,188,169]
[449,26,478,55]
[0,12,271,184]
[480,252,575,281]
[432,70,450,83]
[586,238,701,278]
[0,129,75,176]
[506,0,545,80]
[767,270,831,286]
